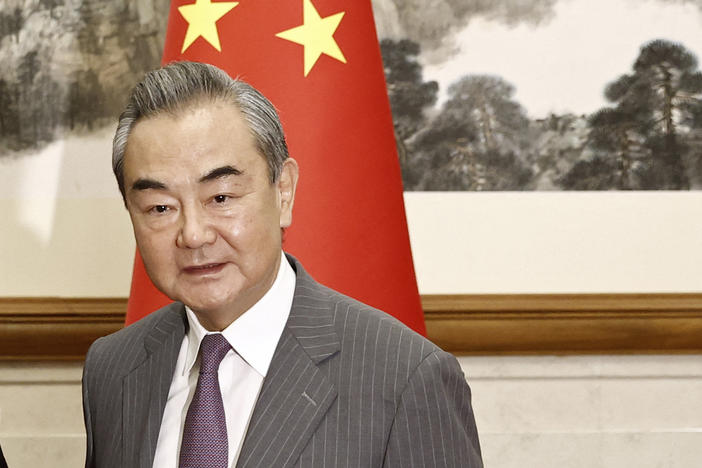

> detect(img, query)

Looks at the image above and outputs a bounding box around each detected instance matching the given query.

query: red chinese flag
[125,0,426,335]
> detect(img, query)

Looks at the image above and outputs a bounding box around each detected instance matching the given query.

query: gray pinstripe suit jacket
[83,256,482,467]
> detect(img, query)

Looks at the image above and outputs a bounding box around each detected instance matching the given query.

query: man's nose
[176,205,216,249]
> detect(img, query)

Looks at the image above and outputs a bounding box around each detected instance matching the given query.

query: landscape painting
[0,0,169,157]
[373,0,702,190]
[2,0,701,193]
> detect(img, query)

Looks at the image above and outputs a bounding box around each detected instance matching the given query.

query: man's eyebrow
[131,178,167,192]
[199,165,243,183]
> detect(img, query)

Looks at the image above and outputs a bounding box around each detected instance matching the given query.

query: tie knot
[199,334,231,374]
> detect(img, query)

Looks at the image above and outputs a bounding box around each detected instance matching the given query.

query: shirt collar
[182,252,296,377]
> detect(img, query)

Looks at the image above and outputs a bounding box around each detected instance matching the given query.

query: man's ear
[278,158,299,228]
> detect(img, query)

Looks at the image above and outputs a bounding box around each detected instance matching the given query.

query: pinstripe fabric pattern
[237,257,482,468]
[83,303,186,468]
[83,255,482,468]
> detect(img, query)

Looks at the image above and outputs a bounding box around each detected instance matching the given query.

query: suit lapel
[237,259,340,468]
[122,305,186,468]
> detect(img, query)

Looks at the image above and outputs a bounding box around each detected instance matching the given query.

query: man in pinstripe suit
[83,62,482,467]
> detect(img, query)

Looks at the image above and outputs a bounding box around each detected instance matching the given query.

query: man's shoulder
[311,280,443,364]
[299,280,467,411]
[87,302,184,361]
[288,254,453,381]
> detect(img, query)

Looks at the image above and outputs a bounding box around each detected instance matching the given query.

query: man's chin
[180,297,229,315]
[187,304,241,331]
[178,292,243,323]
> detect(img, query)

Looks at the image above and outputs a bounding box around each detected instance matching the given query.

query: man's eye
[149,205,169,214]
[213,195,229,203]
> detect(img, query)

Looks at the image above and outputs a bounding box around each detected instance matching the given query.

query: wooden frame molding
[0,298,126,360]
[423,294,702,355]
[1,294,701,360]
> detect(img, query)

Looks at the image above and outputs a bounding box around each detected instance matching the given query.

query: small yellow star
[178,0,239,53]
[276,0,346,76]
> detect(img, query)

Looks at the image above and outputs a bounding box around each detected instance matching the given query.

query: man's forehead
[125,102,252,158]
[132,99,243,133]
[122,104,268,187]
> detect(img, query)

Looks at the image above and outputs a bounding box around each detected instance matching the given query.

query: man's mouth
[182,263,226,275]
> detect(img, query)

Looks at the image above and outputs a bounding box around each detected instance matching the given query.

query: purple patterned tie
[179,333,231,468]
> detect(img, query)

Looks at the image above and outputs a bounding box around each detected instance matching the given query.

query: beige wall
[465,355,702,468]
[406,191,702,294]
[0,128,134,297]
[0,362,84,467]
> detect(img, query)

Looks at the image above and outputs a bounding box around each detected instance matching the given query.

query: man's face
[122,101,298,330]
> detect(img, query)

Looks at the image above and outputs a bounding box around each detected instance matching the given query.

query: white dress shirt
[152,253,296,468]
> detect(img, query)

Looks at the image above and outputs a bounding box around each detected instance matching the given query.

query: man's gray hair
[112,61,289,200]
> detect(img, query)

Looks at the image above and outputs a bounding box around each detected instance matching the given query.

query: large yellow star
[178,0,238,53]
[276,0,346,76]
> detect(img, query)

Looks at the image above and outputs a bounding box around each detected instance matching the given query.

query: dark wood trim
[0,298,126,360]
[422,294,702,355]
[1,294,701,360]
